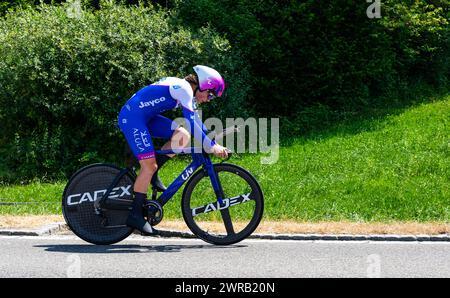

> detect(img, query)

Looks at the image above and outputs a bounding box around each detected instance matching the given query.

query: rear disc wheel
[62,163,135,245]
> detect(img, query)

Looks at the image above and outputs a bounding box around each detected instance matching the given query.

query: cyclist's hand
[212,144,229,159]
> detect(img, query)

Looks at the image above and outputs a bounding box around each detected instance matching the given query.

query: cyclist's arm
[182,107,216,150]
[193,109,209,134]
[169,80,216,150]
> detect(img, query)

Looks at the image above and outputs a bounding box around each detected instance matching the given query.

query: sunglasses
[196,87,217,100]
[207,90,216,100]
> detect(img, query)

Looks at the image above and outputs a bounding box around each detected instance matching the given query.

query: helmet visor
[198,87,217,100]
[207,90,216,100]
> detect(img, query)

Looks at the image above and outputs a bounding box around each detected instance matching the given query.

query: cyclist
[118,65,228,235]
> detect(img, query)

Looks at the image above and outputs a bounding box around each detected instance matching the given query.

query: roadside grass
[0,182,64,214]
[243,97,450,222]
[0,96,449,223]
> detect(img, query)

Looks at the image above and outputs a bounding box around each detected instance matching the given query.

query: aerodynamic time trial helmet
[193,65,225,97]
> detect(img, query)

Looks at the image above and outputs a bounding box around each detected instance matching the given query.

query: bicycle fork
[203,158,236,235]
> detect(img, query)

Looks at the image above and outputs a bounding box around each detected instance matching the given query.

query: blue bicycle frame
[154,147,225,207]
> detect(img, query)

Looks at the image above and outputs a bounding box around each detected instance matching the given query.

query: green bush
[174,0,450,118]
[0,0,183,16]
[1,0,449,182]
[0,2,248,182]
[0,0,34,15]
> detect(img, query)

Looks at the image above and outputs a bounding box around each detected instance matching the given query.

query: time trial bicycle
[62,147,264,245]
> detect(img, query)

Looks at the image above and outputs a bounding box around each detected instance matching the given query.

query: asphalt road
[1,235,450,278]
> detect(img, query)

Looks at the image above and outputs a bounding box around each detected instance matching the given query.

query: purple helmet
[193,65,225,97]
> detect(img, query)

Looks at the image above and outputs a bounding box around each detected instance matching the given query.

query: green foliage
[0,0,181,15]
[2,97,449,221]
[174,0,450,118]
[0,0,34,15]
[0,0,449,183]
[381,0,450,86]
[0,2,247,182]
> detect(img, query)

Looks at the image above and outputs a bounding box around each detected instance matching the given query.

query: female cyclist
[118,65,228,235]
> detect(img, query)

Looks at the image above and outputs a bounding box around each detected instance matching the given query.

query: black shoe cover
[126,214,158,236]
[151,172,167,192]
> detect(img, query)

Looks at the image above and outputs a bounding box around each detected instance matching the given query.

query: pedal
[143,200,164,226]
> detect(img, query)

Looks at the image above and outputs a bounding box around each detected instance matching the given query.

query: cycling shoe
[151,172,167,192]
[126,214,159,236]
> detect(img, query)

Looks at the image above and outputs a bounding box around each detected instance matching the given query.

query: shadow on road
[34,243,247,254]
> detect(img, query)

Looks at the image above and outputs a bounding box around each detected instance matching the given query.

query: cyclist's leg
[147,115,191,156]
[118,109,157,234]
[127,158,158,233]
[163,126,191,153]
[118,113,158,192]
[134,158,157,193]
[147,115,185,190]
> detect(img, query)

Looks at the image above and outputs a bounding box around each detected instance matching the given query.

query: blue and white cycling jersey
[118,77,215,160]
